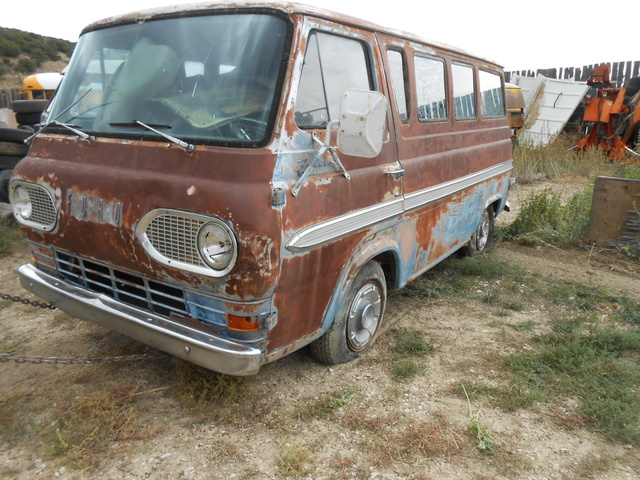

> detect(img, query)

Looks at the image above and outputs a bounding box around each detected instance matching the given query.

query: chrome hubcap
[476,209,490,250]
[347,282,382,351]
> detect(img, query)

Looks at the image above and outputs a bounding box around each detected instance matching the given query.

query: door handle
[385,169,405,180]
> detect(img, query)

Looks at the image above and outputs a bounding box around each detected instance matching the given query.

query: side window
[452,63,476,119]
[415,55,447,121]
[479,70,505,118]
[295,31,372,128]
[387,49,409,123]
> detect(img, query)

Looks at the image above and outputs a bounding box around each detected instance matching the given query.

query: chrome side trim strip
[286,160,512,252]
[404,160,512,211]
[286,197,405,252]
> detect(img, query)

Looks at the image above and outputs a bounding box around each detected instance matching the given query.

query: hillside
[0,27,74,89]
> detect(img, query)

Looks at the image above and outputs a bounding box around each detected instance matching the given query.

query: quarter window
[415,55,447,121]
[387,49,409,123]
[295,32,372,128]
[479,70,505,118]
[452,63,476,119]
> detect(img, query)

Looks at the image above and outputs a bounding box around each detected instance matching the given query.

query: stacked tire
[11,99,48,130]
[0,128,31,203]
[0,99,48,203]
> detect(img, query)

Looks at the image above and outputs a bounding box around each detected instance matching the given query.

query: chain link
[0,353,158,365]
[1,293,56,310]
[2,292,160,365]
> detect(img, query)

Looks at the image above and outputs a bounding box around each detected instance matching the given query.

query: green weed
[512,135,609,184]
[502,187,593,248]
[506,323,640,443]
[391,327,433,380]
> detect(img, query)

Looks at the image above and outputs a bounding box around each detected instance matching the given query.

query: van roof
[83,1,500,67]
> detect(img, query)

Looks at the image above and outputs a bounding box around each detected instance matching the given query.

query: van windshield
[48,13,289,146]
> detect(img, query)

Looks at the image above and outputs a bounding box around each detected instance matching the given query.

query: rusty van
[10,2,512,375]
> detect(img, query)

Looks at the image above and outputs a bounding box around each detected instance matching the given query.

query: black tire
[0,169,13,203]
[15,112,42,126]
[11,99,49,114]
[0,141,28,157]
[0,128,31,143]
[309,261,386,365]
[0,155,23,170]
[461,205,495,256]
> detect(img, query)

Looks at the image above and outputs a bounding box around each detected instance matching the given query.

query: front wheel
[309,261,386,365]
[461,206,495,256]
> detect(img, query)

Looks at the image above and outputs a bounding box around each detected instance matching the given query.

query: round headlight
[12,185,32,220]
[197,222,237,274]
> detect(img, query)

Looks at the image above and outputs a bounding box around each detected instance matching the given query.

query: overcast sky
[2,0,637,72]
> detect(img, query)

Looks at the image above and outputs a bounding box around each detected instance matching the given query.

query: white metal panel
[514,74,589,146]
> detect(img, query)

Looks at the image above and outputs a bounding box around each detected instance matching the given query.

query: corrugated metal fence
[0,89,23,109]
[506,60,640,86]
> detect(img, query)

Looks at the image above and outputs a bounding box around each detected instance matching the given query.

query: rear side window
[415,55,447,121]
[452,63,476,119]
[295,31,372,128]
[479,70,505,118]
[387,49,409,123]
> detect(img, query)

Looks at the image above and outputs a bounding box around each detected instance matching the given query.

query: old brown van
[11,2,512,375]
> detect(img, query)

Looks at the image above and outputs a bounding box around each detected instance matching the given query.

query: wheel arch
[318,234,401,335]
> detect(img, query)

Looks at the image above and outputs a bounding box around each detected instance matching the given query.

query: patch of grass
[504,301,524,312]
[0,221,24,257]
[0,333,24,355]
[616,296,640,325]
[391,327,433,380]
[502,187,593,248]
[507,319,535,331]
[296,388,359,420]
[43,384,153,468]
[513,135,609,184]
[573,454,616,479]
[278,442,315,478]
[395,280,454,300]
[506,323,640,443]
[172,362,250,406]
[392,359,426,379]
[351,415,463,465]
[394,327,433,356]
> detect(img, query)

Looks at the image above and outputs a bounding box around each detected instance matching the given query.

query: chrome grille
[55,251,188,318]
[16,183,57,230]
[145,213,206,267]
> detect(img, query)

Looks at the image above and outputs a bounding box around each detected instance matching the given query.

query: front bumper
[18,263,263,375]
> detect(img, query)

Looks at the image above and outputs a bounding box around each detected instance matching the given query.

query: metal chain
[1,293,56,310]
[0,353,158,365]
[2,293,159,365]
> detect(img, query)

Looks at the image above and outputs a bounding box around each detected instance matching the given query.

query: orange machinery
[576,63,640,160]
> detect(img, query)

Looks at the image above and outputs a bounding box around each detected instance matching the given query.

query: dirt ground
[1,183,639,480]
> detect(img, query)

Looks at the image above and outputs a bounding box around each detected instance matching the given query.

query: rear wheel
[461,206,495,256]
[309,261,386,365]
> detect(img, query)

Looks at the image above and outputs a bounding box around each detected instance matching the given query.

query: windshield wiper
[122,120,195,153]
[49,121,96,143]
[25,89,95,146]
